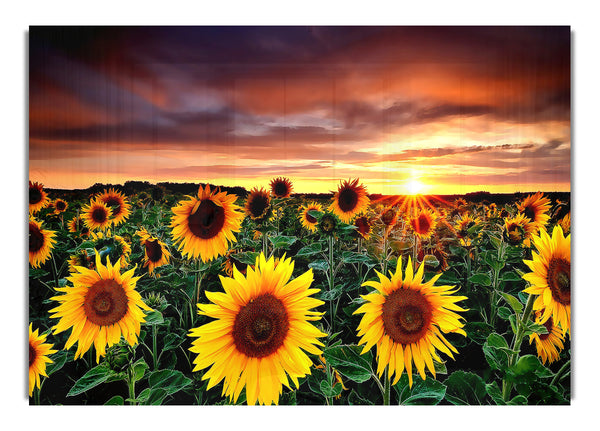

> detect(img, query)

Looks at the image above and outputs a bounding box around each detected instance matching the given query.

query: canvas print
[28,26,571,405]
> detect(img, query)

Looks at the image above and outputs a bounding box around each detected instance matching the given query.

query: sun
[405,179,425,195]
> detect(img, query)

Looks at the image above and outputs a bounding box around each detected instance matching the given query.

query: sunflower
[380,207,398,227]
[528,311,565,365]
[68,215,90,238]
[485,203,499,219]
[298,202,323,232]
[318,212,338,236]
[29,181,51,214]
[50,253,151,362]
[136,227,171,275]
[188,253,327,405]
[222,249,250,277]
[409,208,437,240]
[270,177,293,198]
[96,188,131,226]
[52,198,68,215]
[522,225,571,335]
[29,323,57,397]
[244,187,272,222]
[171,184,244,263]
[503,213,535,247]
[455,213,480,246]
[329,178,370,223]
[29,218,56,268]
[81,199,113,231]
[354,256,467,387]
[558,212,571,236]
[90,229,132,268]
[517,192,551,233]
[354,216,372,240]
[68,250,91,272]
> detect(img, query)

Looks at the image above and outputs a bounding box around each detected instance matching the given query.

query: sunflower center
[382,289,433,345]
[539,316,554,341]
[92,207,108,224]
[232,293,289,358]
[338,187,359,212]
[29,223,44,253]
[547,257,570,305]
[523,205,535,222]
[355,217,371,235]
[145,239,162,263]
[273,181,289,197]
[104,197,122,216]
[305,210,317,224]
[29,342,36,367]
[320,215,336,234]
[29,187,42,205]
[249,194,270,219]
[56,200,66,211]
[416,214,431,233]
[382,209,396,226]
[188,199,226,240]
[84,279,129,326]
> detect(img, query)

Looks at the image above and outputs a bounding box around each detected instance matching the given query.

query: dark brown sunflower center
[355,217,371,235]
[338,187,359,212]
[29,342,36,367]
[145,239,162,263]
[249,194,270,219]
[523,205,535,222]
[414,214,431,234]
[547,257,570,305]
[382,209,396,226]
[84,279,129,326]
[382,288,433,345]
[55,200,66,211]
[92,207,108,224]
[539,316,554,341]
[273,181,289,197]
[305,210,317,224]
[29,223,44,253]
[29,187,42,205]
[320,215,336,234]
[104,197,122,216]
[232,293,289,358]
[188,199,226,240]
[230,256,246,273]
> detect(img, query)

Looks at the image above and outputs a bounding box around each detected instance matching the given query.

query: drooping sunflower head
[558,212,571,236]
[136,227,171,275]
[29,218,56,269]
[503,213,535,246]
[67,215,90,237]
[380,206,398,227]
[318,211,338,236]
[81,199,113,231]
[52,198,68,215]
[29,181,51,214]
[28,323,57,397]
[528,310,565,365]
[170,184,244,263]
[50,253,151,363]
[454,213,481,246]
[189,253,327,405]
[355,257,468,387]
[354,215,372,240]
[68,249,92,272]
[517,192,551,233]
[329,178,370,223]
[96,188,131,226]
[244,187,272,222]
[523,225,571,335]
[298,202,323,232]
[222,249,250,277]
[409,208,437,240]
[270,176,293,198]
[90,229,132,269]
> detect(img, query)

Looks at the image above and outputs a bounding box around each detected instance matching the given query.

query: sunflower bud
[105,341,134,371]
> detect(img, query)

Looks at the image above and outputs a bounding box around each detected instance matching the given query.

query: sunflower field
[28,178,571,405]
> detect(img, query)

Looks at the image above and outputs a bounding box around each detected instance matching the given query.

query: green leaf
[449,245,467,258]
[523,321,549,337]
[67,363,115,397]
[485,382,506,405]
[500,292,523,314]
[295,242,323,257]
[319,380,343,398]
[394,374,447,405]
[104,395,124,405]
[234,251,259,265]
[147,369,192,396]
[341,250,373,264]
[162,332,184,351]
[497,306,513,320]
[132,359,148,383]
[307,209,322,220]
[144,310,165,326]
[347,389,374,405]
[268,235,297,250]
[468,273,492,287]
[145,388,169,405]
[45,349,71,376]
[500,271,523,282]
[319,285,343,301]
[308,259,329,272]
[482,333,510,371]
[322,344,373,384]
[444,371,488,405]
[422,254,439,268]
[509,355,553,379]
[507,395,528,405]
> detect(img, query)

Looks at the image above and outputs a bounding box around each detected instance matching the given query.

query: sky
[28,26,571,195]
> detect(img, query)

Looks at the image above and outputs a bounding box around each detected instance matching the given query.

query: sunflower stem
[383,367,391,405]
[127,363,137,405]
[152,324,158,370]
[502,293,535,401]
[50,253,60,290]
[328,235,336,334]
[550,360,571,387]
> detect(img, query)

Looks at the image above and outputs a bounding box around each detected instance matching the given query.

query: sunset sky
[29,26,571,195]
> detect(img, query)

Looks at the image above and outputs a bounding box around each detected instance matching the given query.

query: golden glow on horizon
[405,179,426,195]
